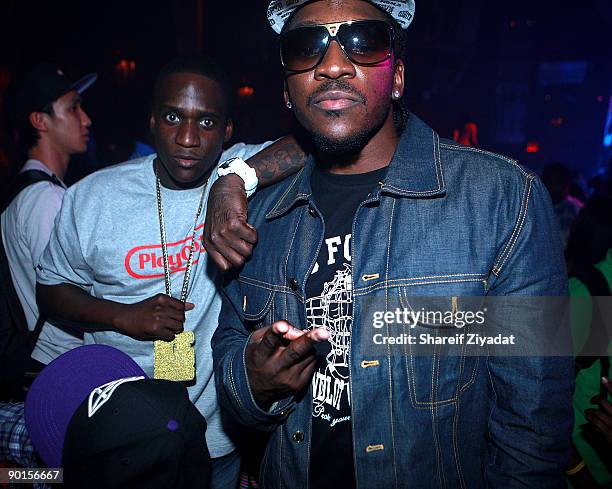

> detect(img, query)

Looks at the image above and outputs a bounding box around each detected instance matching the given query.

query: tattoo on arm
[245,137,307,188]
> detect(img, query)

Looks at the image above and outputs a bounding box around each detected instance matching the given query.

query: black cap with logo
[62,378,211,489]
[13,62,97,122]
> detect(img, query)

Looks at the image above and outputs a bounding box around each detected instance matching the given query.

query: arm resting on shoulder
[205,135,308,271]
[246,134,307,188]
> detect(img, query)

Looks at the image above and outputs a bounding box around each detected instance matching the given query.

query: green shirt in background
[570,249,612,487]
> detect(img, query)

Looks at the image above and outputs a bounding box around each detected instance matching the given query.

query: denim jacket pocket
[239,276,278,327]
[398,276,485,407]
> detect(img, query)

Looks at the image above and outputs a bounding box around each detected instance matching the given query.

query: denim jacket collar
[265,113,446,220]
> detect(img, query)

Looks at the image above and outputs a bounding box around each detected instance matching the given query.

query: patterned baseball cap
[25,345,211,488]
[267,0,416,34]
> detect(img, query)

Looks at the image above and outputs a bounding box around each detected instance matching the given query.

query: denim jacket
[212,114,573,489]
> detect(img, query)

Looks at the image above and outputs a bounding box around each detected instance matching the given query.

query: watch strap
[218,157,259,197]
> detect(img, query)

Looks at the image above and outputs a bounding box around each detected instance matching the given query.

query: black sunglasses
[280,19,394,73]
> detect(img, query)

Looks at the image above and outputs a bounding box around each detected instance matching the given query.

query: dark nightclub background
[0,0,611,188]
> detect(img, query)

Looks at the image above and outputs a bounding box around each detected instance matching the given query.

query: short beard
[310,109,388,167]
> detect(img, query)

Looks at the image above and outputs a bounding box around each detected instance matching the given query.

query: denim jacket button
[288,278,299,291]
[292,430,304,443]
[308,206,317,217]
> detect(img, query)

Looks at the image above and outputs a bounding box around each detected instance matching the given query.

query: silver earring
[286,101,293,109]
[393,90,401,100]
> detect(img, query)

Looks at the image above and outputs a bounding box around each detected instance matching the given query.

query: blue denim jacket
[212,114,573,489]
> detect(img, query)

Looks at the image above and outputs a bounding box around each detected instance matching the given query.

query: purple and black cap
[25,345,211,489]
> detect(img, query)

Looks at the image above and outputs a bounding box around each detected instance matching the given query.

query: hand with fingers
[584,376,612,445]
[114,293,195,341]
[204,175,257,272]
[246,321,330,408]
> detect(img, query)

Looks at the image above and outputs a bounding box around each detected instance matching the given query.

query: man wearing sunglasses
[211,1,573,488]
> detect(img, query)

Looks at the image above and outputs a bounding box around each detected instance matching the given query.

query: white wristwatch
[217,157,259,198]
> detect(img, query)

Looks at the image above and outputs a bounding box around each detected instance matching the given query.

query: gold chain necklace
[153,164,208,382]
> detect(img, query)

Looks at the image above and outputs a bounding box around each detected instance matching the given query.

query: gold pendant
[153,331,195,381]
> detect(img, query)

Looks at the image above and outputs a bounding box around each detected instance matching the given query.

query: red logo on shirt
[124,224,206,279]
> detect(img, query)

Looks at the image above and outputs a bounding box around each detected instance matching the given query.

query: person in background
[1,63,95,374]
[565,197,612,488]
[542,162,584,248]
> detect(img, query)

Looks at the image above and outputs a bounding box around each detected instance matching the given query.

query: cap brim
[70,72,97,94]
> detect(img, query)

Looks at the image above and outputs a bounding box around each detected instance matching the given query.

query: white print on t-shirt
[311,234,351,274]
[307,234,353,426]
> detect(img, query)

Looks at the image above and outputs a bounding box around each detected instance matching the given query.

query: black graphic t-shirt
[307,165,387,489]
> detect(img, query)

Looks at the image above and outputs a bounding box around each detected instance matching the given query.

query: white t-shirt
[37,142,270,458]
[1,159,83,364]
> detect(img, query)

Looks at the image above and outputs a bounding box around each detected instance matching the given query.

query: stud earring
[286,101,293,109]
